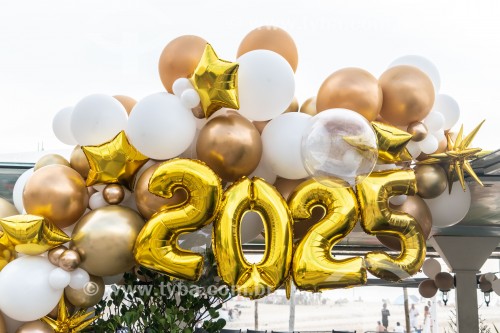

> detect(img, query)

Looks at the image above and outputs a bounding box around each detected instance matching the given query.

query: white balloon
[432,94,460,130]
[261,112,310,179]
[12,168,34,213]
[237,50,295,121]
[406,141,422,159]
[390,195,407,206]
[52,107,77,145]
[181,89,201,109]
[389,55,441,92]
[89,192,108,210]
[126,92,197,160]
[70,94,128,146]
[172,78,193,97]
[93,184,107,192]
[248,158,277,184]
[424,112,445,132]
[49,268,71,289]
[425,181,472,227]
[484,272,497,283]
[69,268,90,289]
[179,129,200,160]
[0,256,62,321]
[433,130,446,142]
[492,279,500,296]
[419,134,439,154]
[422,258,441,279]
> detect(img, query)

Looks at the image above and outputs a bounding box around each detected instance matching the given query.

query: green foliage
[88,251,232,333]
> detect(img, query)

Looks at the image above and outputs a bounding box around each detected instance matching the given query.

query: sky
[1,0,500,154]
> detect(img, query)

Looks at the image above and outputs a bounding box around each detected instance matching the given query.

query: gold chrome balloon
[356,170,426,281]
[379,65,435,126]
[288,178,366,291]
[414,164,447,199]
[316,68,382,121]
[23,165,89,228]
[65,275,105,308]
[0,312,5,333]
[102,184,125,205]
[59,249,81,272]
[48,245,68,266]
[70,146,90,180]
[71,206,144,277]
[0,198,18,218]
[83,131,149,189]
[14,321,54,333]
[34,154,71,171]
[42,296,95,333]
[407,122,428,142]
[371,122,412,163]
[190,44,240,118]
[134,159,222,281]
[300,97,317,116]
[213,177,293,299]
[113,95,137,115]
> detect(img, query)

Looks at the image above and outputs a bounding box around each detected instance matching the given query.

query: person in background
[394,322,405,333]
[376,321,386,332]
[409,303,419,331]
[423,305,431,333]
[381,303,390,330]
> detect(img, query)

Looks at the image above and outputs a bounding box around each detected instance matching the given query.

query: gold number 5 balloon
[289,178,366,292]
[134,159,222,281]
[356,169,426,281]
[213,177,293,299]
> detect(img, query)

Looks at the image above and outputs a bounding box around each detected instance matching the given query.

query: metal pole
[289,283,296,332]
[403,287,411,333]
[254,300,259,330]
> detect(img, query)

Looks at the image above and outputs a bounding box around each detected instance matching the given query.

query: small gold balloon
[23,165,89,229]
[48,245,68,266]
[196,112,262,182]
[316,68,383,121]
[135,163,188,219]
[34,154,71,171]
[407,122,428,142]
[237,26,298,72]
[434,272,454,291]
[0,198,18,218]
[14,321,53,333]
[419,279,438,298]
[159,35,207,93]
[70,146,90,180]
[0,311,5,333]
[103,184,125,205]
[299,97,317,116]
[59,250,81,272]
[414,164,447,199]
[379,65,435,126]
[284,97,299,113]
[191,105,205,119]
[252,120,268,134]
[113,95,137,115]
[65,275,105,308]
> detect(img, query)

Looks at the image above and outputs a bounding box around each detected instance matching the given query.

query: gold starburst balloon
[83,131,149,189]
[0,214,70,257]
[190,43,239,118]
[42,296,95,333]
[419,120,485,192]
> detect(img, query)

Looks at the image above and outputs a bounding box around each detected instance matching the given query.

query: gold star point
[371,122,413,163]
[190,43,239,118]
[42,296,96,333]
[83,131,149,189]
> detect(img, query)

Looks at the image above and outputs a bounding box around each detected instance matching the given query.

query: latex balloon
[389,55,441,92]
[299,97,317,116]
[134,159,222,281]
[377,195,433,251]
[252,120,268,134]
[414,164,447,199]
[102,184,125,205]
[492,279,500,296]
[434,272,454,291]
[284,97,299,113]
[158,35,207,93]
[423,112,445,133]
[34,154,70,171]
[237,26,298,72]
[52,106,77,146]
[302,109,378,186]
[0,256,62,321]
[70,146,90,180]
[65,275,105,308]
[69,268,90,289]
[379,65,435,126]
[48,246,68,266]
[356,170,425,281]
[0,198,18,218]
[71,205,144,276]
[419,279,438,298]
[407,122,428,142]
[134,163,188,219]
[113,95,137,114]
[12,168,34,213]
[424,181,471,227]
[213,177,292,299]
[289,178,366,291]
[88,192,108,210]
[248,158,277,185]
[15,321,54,333]
[197,112,262,182]
[422,258,441,279]
[316,68,382,121]
[479,275,493,293]
[58,250,81,272]
[23,165,89,228]
[49,268,72,290]
[432,94,460,130]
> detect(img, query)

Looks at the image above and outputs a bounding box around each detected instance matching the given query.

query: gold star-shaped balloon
[190,43,239,118]
[0,214,70,258]
[42,296,95,333]
[83,131,149,189]
[419,120,485,192]
[371,121,413,163]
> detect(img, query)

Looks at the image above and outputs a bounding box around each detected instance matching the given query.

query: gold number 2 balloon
[134,159,222,281]
[213,177,293,299]
[289,178,366,291]
[356,169,426,281]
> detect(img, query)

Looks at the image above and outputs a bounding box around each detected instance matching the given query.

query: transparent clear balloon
[301,109,378,187]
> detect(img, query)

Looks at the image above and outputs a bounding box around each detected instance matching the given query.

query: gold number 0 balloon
[134,159,222,281]
[213,177,293,299]
[289,178,366,291]
[356,169,426,281]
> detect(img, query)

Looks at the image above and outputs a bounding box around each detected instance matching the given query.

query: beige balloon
[299,97,317,116]
[418,279,438,298]
[407,122,428,142]
[103,184,125,205]
[65,275,105,308]
[23,165,89,228]
[0,198,18,218]
[434,272,454,291]
[70,146,90,179]
[71,205,144,276]
[14,321,53,333]
[113,95,137,115]
[34,154,70,171]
